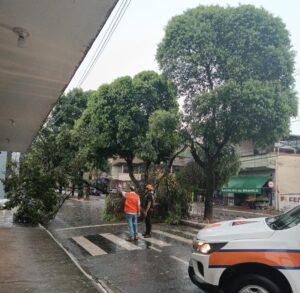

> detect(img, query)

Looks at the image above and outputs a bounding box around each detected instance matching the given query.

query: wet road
[48,196,204,293]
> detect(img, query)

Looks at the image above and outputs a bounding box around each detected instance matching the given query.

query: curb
[210,207,277,217]
[39,224,113,293]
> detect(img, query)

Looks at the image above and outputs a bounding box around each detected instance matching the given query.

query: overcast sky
[67,0,300,135]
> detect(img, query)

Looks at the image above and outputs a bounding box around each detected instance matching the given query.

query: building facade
[222,136,300,211]
[109,152,193,190]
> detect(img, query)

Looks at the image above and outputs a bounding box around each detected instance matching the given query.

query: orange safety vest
[124,192,140,214]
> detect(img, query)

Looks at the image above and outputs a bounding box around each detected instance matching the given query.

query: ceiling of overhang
[0,0,118,152]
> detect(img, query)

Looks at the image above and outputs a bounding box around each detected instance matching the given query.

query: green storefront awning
[221,176,269,194]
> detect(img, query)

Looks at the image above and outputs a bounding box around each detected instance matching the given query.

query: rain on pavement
[48,196,204,293]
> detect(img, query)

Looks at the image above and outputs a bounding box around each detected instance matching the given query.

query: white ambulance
[188,205,300,293]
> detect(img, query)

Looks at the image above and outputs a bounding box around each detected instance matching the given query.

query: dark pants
[145,210,152,235]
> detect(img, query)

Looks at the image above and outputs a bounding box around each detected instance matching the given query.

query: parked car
[188,205,300,293]
[0,198,10,209]
[109,188,118,194]
[91,178,110,195]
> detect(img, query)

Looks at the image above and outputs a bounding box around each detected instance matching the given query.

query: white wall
[277,154,300,194]
[111,165,122,180]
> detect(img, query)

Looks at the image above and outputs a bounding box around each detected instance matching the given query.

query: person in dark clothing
[142,184,154,238]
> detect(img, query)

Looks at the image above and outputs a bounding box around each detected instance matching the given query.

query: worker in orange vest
[119,185,141,241]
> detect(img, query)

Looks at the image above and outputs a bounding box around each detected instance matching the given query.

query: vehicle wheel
[226,274,282,293]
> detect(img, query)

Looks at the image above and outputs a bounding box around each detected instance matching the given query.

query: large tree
[80,71,179,193]
[49,88,99,197]
[157,5,297,219]
[3,88,96,224]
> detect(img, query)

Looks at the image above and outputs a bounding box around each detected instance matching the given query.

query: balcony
[240,153,276,170]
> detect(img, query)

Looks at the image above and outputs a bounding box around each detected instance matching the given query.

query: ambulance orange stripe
[209,251,300,268]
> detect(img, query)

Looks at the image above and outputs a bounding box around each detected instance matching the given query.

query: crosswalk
[73,236,107,256]
[71,228,195,257]
[152,230,193,245]
[101,233,142,251]
[169,228,197,237]
[137,233,171,247]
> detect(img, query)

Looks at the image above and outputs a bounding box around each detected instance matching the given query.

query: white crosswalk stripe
[138,233,171,247]
[170,255,189,265]
[149,246,162,253]
[56,222,127,232]
[152,230,192,245]
[72,236,107,256]
[100,233,142,251]
[170,229,196,237]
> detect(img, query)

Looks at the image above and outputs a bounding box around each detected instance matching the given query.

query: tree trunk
[71,183,75,196]
[78,186,83,199]
[78,171,84,199]
[204,193,213,221]
[143,160,151,188]
[203,165,215,221]
[126,158,140,192]
[85,184,90,200]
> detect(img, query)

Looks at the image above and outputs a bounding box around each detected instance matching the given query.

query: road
[48,196,204,293]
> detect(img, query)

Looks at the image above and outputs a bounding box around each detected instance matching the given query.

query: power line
[45,0,132,128]
[77,0,130,87]
[77,0,131,87]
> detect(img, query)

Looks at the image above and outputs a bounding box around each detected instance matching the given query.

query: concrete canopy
[0,0,118,152]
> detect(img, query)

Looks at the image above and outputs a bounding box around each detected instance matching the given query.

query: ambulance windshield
[266,205,300,230]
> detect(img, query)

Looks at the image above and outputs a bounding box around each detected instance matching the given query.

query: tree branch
[190,140,205,169]
[213,130,231,160]
[205,62,214,91]
[125,157,140,191]
[167,144,188,173]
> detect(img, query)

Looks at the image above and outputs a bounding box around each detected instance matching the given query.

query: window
[266,205,300,230]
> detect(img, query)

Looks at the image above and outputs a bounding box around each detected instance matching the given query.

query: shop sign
[221,188,261,194]
[279,193,300,211]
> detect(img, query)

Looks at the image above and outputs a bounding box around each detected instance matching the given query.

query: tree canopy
[78,71,179,191]
[157,5,296,99]
[157,5,297,219]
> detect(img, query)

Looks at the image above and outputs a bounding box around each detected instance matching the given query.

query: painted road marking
[72,236,107,256]
[138,233,171,247]
[100,233,142,251]
[152,230,192,245]
[170,229,196,237]
[150,246,162,253]
[170,255,189,265]
[56,223,127,232]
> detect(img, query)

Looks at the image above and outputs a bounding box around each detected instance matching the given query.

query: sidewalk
[0,209,103,293]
